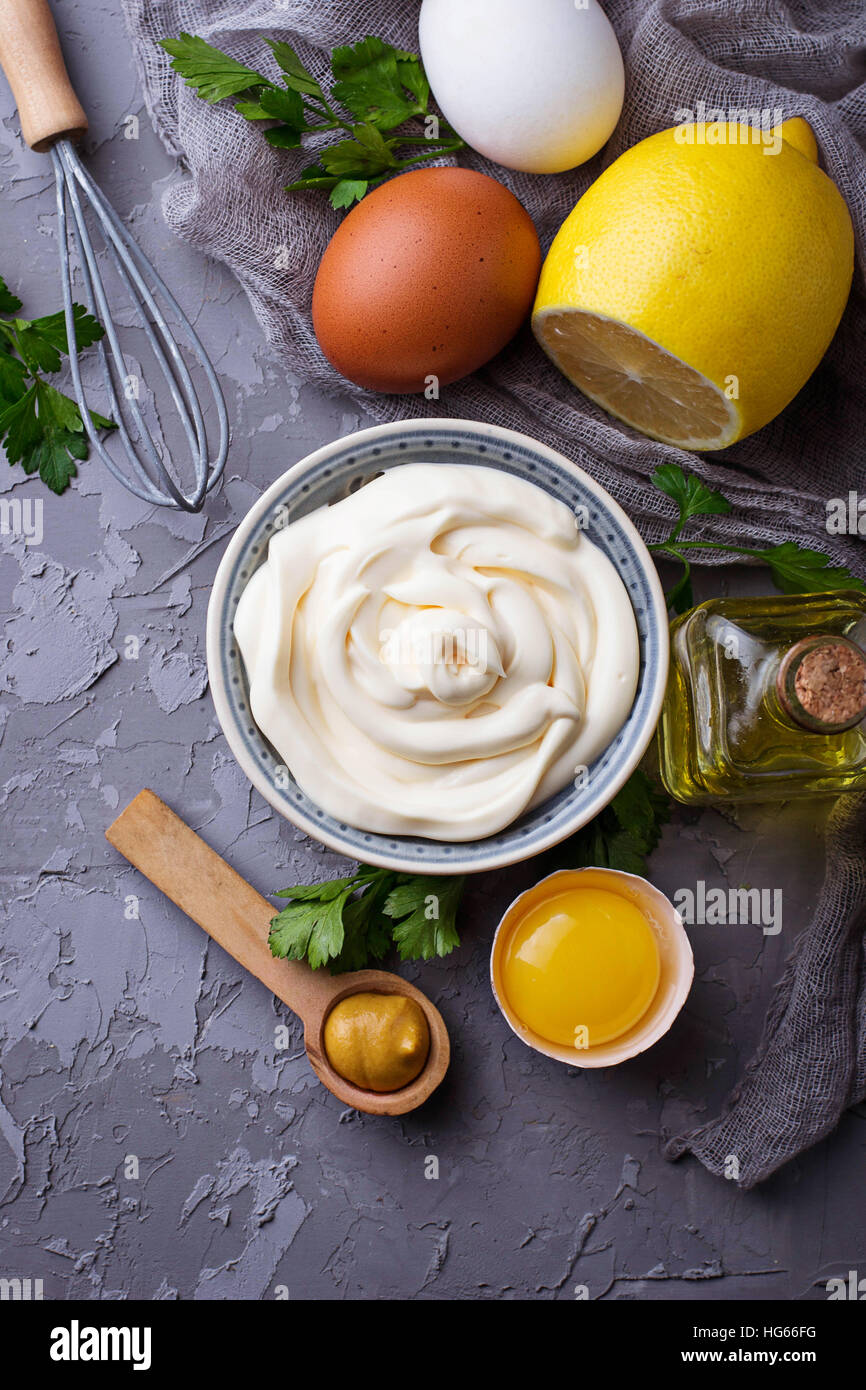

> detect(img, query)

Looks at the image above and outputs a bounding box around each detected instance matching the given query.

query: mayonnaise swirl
[234,464,639,841]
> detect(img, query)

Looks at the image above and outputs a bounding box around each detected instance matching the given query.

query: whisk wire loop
[62,146,211,501]
[51,138,229,511]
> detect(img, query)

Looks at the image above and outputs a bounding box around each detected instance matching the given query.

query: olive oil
[658,592,866,804]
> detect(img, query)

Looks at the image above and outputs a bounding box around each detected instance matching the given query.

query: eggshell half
[312,167,541,393]
[491,868,694,1068]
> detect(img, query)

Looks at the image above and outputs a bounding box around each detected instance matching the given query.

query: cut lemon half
[531,122,854,451]
[533,308,739,451]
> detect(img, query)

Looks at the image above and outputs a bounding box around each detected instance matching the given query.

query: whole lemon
[324,992,430,1093]
[532,120,854,450]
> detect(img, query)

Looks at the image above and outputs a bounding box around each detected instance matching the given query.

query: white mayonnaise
[234,464,639,841]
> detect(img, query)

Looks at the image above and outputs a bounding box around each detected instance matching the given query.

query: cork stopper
[777,634,866,734]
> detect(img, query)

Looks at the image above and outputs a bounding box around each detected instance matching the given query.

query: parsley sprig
[650,464,865,613]
[269,768,669,974]
[569,768,670,877]
[269,866,464,972]
[0,274,114,494]
[160,33,465,210]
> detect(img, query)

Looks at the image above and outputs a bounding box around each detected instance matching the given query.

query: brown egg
[312,167,541,393]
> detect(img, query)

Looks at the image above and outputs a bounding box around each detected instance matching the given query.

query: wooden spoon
[105,790,450,1116]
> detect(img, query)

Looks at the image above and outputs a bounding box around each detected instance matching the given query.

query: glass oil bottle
[657,591,866,804]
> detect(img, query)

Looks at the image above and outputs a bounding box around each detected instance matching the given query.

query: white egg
[418,0,625,174]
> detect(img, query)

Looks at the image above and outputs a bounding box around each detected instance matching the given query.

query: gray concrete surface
[0,1,864,1301]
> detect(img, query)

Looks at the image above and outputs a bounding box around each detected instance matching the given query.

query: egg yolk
[501,886,661,1049]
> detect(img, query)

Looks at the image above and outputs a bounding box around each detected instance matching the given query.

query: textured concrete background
[0,1,864,1301]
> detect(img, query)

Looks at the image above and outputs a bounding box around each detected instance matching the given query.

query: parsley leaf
[160,34,269,103]
[319,124,398,178]
[7,304,103,375]
[159,31,465,210]
[269,866,464,972]
[754,542,863,595]
[330,877,394,974]
[570,769,670,877]
[266,40,327,101]
[331,37,426,129]
[0,385,40,468]
[0,281,114,494]
[0,379,111,494]
[330,178,369,210]
[273,876,359,903]
[269,876,358,970]
[652,464,731,527]
[649,463,864,611]
[256,83,306,132]
[0,345,28,409]
[384,875,464,961]
[0,274,22,315]
[396,54,430,111]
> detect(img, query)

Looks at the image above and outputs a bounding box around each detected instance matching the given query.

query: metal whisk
[0,0,229,512]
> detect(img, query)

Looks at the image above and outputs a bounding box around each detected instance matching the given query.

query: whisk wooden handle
[0,0,87,150]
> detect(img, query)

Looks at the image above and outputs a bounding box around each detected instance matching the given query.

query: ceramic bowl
[207,419,669,874]
[490,868,694,1067]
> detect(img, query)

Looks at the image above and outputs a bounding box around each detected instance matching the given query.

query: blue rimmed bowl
[206,419,669,874]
